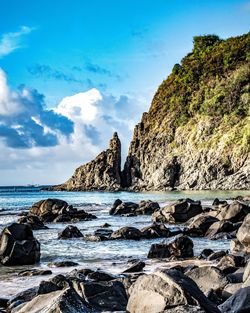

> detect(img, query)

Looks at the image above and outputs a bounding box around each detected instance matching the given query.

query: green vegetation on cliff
[149,32,250,152]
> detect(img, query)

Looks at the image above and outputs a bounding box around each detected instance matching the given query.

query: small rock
[58,225,83,239]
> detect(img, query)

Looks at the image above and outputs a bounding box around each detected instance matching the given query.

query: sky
[0,0,249,185]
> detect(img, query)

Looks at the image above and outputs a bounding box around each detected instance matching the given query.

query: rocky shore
[0,195,249,312]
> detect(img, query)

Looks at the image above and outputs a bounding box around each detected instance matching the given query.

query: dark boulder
[219,286,250,313]
[13,287,90,313]
[206,220,237,239]
[0,223,40,266]
[198,249,214,259]
[123,261,145,273]
[29,198,96,223]
[152,199,202,224]
[185,213,218,236]
[110,227,142,240]
[141,223,171,238]
[58,225,83,239]
[77,280,128,312]
[207,250,227,261]
[127,269,220,313]
[212,198,228,206]
[17,215,48,230]
[148,235,193,259]
[110,201,138,215]
[185,266,229,295]
[216,201,250,223]
[136,200,160,215]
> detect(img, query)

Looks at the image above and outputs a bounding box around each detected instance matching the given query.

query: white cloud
[0,26,34,58]
[0,69,149,185]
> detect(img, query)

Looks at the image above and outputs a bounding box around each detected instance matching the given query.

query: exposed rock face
[0,223,40,266]
[122,33,250,191]
[52,33,250,192]
[53,132,122,191]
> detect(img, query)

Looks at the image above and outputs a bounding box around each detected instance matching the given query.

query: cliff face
[123,33,250,191]
[54,132,122,191]
[54,32,250,191]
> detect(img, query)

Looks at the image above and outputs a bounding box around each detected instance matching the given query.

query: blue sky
[0,0,249,185]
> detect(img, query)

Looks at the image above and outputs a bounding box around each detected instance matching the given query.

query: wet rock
[227,268,244,283]
[123,261,145,273]
[206,220,237,239]
[148,235,193,259]
[127,269,220,313]
[29,198,96,223]
[217,255,245,272]
[94,228,113,237]
[136,200,160,215]
[13,287,90,313]
[18,269,52,277]
[110,227,142,240]
[212,198,228,206]
[110,201,138,215]
[216,201,250,223]
[17,215,48,230]
[0,223,40,266]
[7,287,38,311]
[222,283,242,299]
[58,225,83,239]
[141,223,171,238]
[0,298,8,309]
[101,222,111,228]
[77,280,128,311]
[207,250,227,261]
[185,266,229,295]
[48,261,79,267]
[152,199,202,223]
[185,213,218,236]
[85,269,116,281]
[219,286,250,313]
[235,213,250,252]
[198,248,214,259]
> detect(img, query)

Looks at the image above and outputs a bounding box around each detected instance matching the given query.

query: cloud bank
[0,26,34,58]
[0,69,147,185]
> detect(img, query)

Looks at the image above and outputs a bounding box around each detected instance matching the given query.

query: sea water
[0,188,249,296]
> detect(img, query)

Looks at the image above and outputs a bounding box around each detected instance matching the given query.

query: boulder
[141,223,171,238]
[136,200,160,215]
[148,235,193,259]
[219,286,250,313]
[212,198,228,206]
[243,261,250,282]
[236,213,250,246]
[185,213,218,236]
[222,283,242,299]
[216,201,250,223]
[110,227,142,240]
[76,280,128,311]
[17,215,48,230]
[127,269,220,313]
[206,220,236,239]
[110,201,138,215]
[7,287,38,311]
[198,249,214,259]
[217,255,245,272]
[58,225,83,239]
[123,261,145,273]
[0,223,40,266]
[185,266,229,295]
[12,287,89,313]
[109,199,160,216]
[29,198,96,223]
[152,199,202,224]
[207,250,227,261]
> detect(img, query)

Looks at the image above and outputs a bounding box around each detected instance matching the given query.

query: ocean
[0,187,249,297]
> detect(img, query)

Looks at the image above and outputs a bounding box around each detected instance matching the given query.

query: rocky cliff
[53,132,122,191]
[54,32,250,191]
[123,32,250,191]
